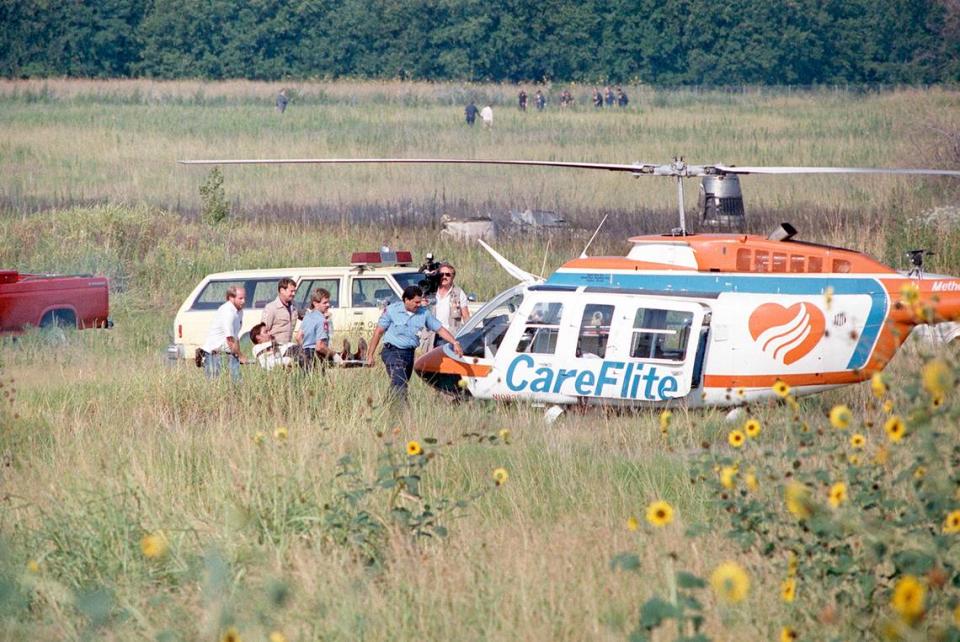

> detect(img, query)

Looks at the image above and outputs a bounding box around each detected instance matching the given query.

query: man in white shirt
[201,285,247,380]
[480,104,493,128]
[422,262,471,349]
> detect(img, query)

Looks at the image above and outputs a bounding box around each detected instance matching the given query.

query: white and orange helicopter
[180,158,960,408]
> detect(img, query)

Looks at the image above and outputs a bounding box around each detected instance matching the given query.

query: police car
[167,251,463,361]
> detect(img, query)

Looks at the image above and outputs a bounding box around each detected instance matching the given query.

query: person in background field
[465,100,478,126]
[261,277,298,344]
[605,86,615,107]
[423,262,470,348]
[535,89,546,111]
[617,85,629,107]
[250,322,297,369]
[297,288,333,370]
[593,88,603,109]
[480,104,493,128]
[518,88,527,111]
[200,285,246,380]
[367,285,463,401]
[276,89,289,113]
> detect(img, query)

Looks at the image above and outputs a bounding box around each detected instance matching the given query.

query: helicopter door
[604,298,706,402]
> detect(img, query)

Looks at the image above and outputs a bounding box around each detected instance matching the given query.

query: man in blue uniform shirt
[367,285,463,400]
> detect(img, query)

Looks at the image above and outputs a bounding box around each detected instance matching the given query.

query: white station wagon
[167,251,456,361]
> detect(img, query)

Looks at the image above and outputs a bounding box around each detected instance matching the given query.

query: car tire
[39,309,77,329]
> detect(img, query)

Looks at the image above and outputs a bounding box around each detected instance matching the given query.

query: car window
[352,277,398,308]
[191,279,280,310]
[296,278,341,309]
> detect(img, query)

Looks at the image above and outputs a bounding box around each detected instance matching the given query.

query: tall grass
[1,80,957,238]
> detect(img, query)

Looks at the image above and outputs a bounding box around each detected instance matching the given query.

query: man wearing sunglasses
[426,262,471,348]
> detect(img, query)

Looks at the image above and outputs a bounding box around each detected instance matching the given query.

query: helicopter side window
[772,253,787,273]
[516,302,563,354]
[807,256,823,272]
[576,304,614,359]
[754,251,770,273]
[832,259,851,273]
[736,249,751,272]
[631,308,693,362]
[790,255,806,272]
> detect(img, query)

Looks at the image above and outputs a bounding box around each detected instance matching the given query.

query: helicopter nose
[414,345,464,393]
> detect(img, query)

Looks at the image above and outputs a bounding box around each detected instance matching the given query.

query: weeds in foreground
[617,360,960,641]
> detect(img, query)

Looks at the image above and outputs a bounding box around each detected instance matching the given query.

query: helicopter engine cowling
[699,174,745,232]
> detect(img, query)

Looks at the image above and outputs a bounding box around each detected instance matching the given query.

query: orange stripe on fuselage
[704,371,868,389]
[414,346,492,377]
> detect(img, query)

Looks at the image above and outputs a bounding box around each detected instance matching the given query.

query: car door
[348,275,400,336]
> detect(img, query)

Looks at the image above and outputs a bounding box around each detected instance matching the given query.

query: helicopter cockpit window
[807,256,823,272]
[516,302,564,354]
[631,308,693,362]
[736,249,751,272]
[790,255,806,272]
[459,291,524,358]
[577,304,614,359]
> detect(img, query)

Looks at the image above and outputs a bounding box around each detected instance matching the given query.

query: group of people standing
[200,263,471,402]
[592,86,629,108]
[465,86,631,125]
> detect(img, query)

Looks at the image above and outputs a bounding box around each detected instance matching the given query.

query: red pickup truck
[0,270,110,333]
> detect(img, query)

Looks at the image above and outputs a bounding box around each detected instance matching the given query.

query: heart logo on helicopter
[748,302,826,366]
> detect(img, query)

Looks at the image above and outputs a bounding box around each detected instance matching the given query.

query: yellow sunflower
[780,577,797,603]
[626,516,639,532]
[269,633,288,642]
[728,429,746,448]
[849,433,866,448]
[221,627,242,642]
[745,470,759,492]
[26,559,40,573]
[710,561,750,604]
[943,509,960,535]
[498,428,511,442]
[870,372,887,398]
[913,466,926,480]
[720,466,738,489]
[645,500,674,527]
[780,626,798,642]
[406,440,423,456]
[890,575,925,623]
[922,358,953,398]
[848,454,862,466]
[829,404,852,430]
[492,467,509,486]
[273,426,288,441]
[900,282,920,305]
[882,399,895,414]
[828,482,847,508]
[785,482,814,519]
[253,431,266,446]
[744,419,762,438]
[140,531,168,560]
[884,415,906,443]
[659,410,672,432]
[787,551,798,577]
[773,380,791,398]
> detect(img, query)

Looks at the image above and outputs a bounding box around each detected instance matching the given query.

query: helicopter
[179,157,960,408]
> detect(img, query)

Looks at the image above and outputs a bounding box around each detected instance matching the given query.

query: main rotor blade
[178,158,656,174]
[711,165,960,177]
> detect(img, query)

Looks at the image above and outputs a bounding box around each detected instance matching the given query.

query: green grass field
[1,81,960,641]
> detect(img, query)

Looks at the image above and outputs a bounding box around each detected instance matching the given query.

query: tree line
[2,0,958,85]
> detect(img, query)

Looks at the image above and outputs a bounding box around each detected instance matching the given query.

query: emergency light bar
[350,250,414,266]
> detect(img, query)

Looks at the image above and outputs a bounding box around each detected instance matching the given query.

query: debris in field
[544,405,564,424]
